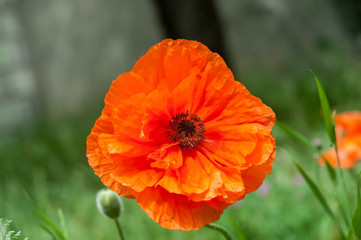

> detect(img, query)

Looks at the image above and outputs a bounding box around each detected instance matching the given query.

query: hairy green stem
[115,219,125,240]
[206,223,233,240]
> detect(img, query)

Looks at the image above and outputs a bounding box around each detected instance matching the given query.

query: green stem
[115,219,125,240]
[335,146,354,233]
[206,223,233,240]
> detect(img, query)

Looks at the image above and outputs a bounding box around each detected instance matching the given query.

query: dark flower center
[166,110,205,148]
[178,119,196,137]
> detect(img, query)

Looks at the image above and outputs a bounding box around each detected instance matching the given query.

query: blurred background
[1,0,360,239]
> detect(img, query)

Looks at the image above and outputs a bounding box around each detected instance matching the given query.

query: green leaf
[312,70,336,145]
[227,217,247,240]
[36,209,67,240]
[57,208,68,239]
[353,172,361,238]
[276,121,338,184]
[346,230,357,240]
[322,155,337,183]
[293,161,345,237]
[40,224,57,240]
[276,121,317,152]
[22,188,67,240]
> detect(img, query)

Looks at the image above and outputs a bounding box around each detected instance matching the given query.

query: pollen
[166,110,205,148]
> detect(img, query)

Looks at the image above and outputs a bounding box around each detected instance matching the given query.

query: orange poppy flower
[318,111,361,168]
[87,39,276,230]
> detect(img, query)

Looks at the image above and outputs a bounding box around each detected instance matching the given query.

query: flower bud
[96,189,123,219]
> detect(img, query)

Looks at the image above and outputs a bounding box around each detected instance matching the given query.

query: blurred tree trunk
[13,0,47,119]
[152,0,232,68]
[331,0,361,36]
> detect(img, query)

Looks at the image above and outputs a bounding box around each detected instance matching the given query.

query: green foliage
[276,121,337,183]
[227,217,247,240]
[0,218,28,240]
[278,73,361,240]
[353,172,361,238]
[36,209,67,240]
[324,157,337,183]
[314,73,355,235]
[293,161,345,237]
[23,190,67,240]
[276,121,316,151]
[313,71,336,145]
[276,118,343,233]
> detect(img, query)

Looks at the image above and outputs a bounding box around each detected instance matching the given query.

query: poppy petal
[135,187,223,230]
[242,149,276,194]
[148,143,183,169]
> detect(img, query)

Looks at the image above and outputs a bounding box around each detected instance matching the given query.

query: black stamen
[165,110,205,148]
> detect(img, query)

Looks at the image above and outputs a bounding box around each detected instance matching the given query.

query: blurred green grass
[1,59,361,239]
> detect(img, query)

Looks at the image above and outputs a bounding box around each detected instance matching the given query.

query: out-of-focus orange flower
[319,111,361,169]
[87,39,276,230]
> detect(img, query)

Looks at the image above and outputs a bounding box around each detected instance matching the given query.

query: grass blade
[57,208,68,239]
[276,121,317,151]
[346,231,357,240]
[36,209,67,240]
[228,217,247,240]
[277,121,337,183]
[312,71,354,233]
[322,155,337,183]
[40,224,57,240]
[22,188,67,240]
[293,161,345,237]
[312,70,336,145]
[353,172,361,238]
